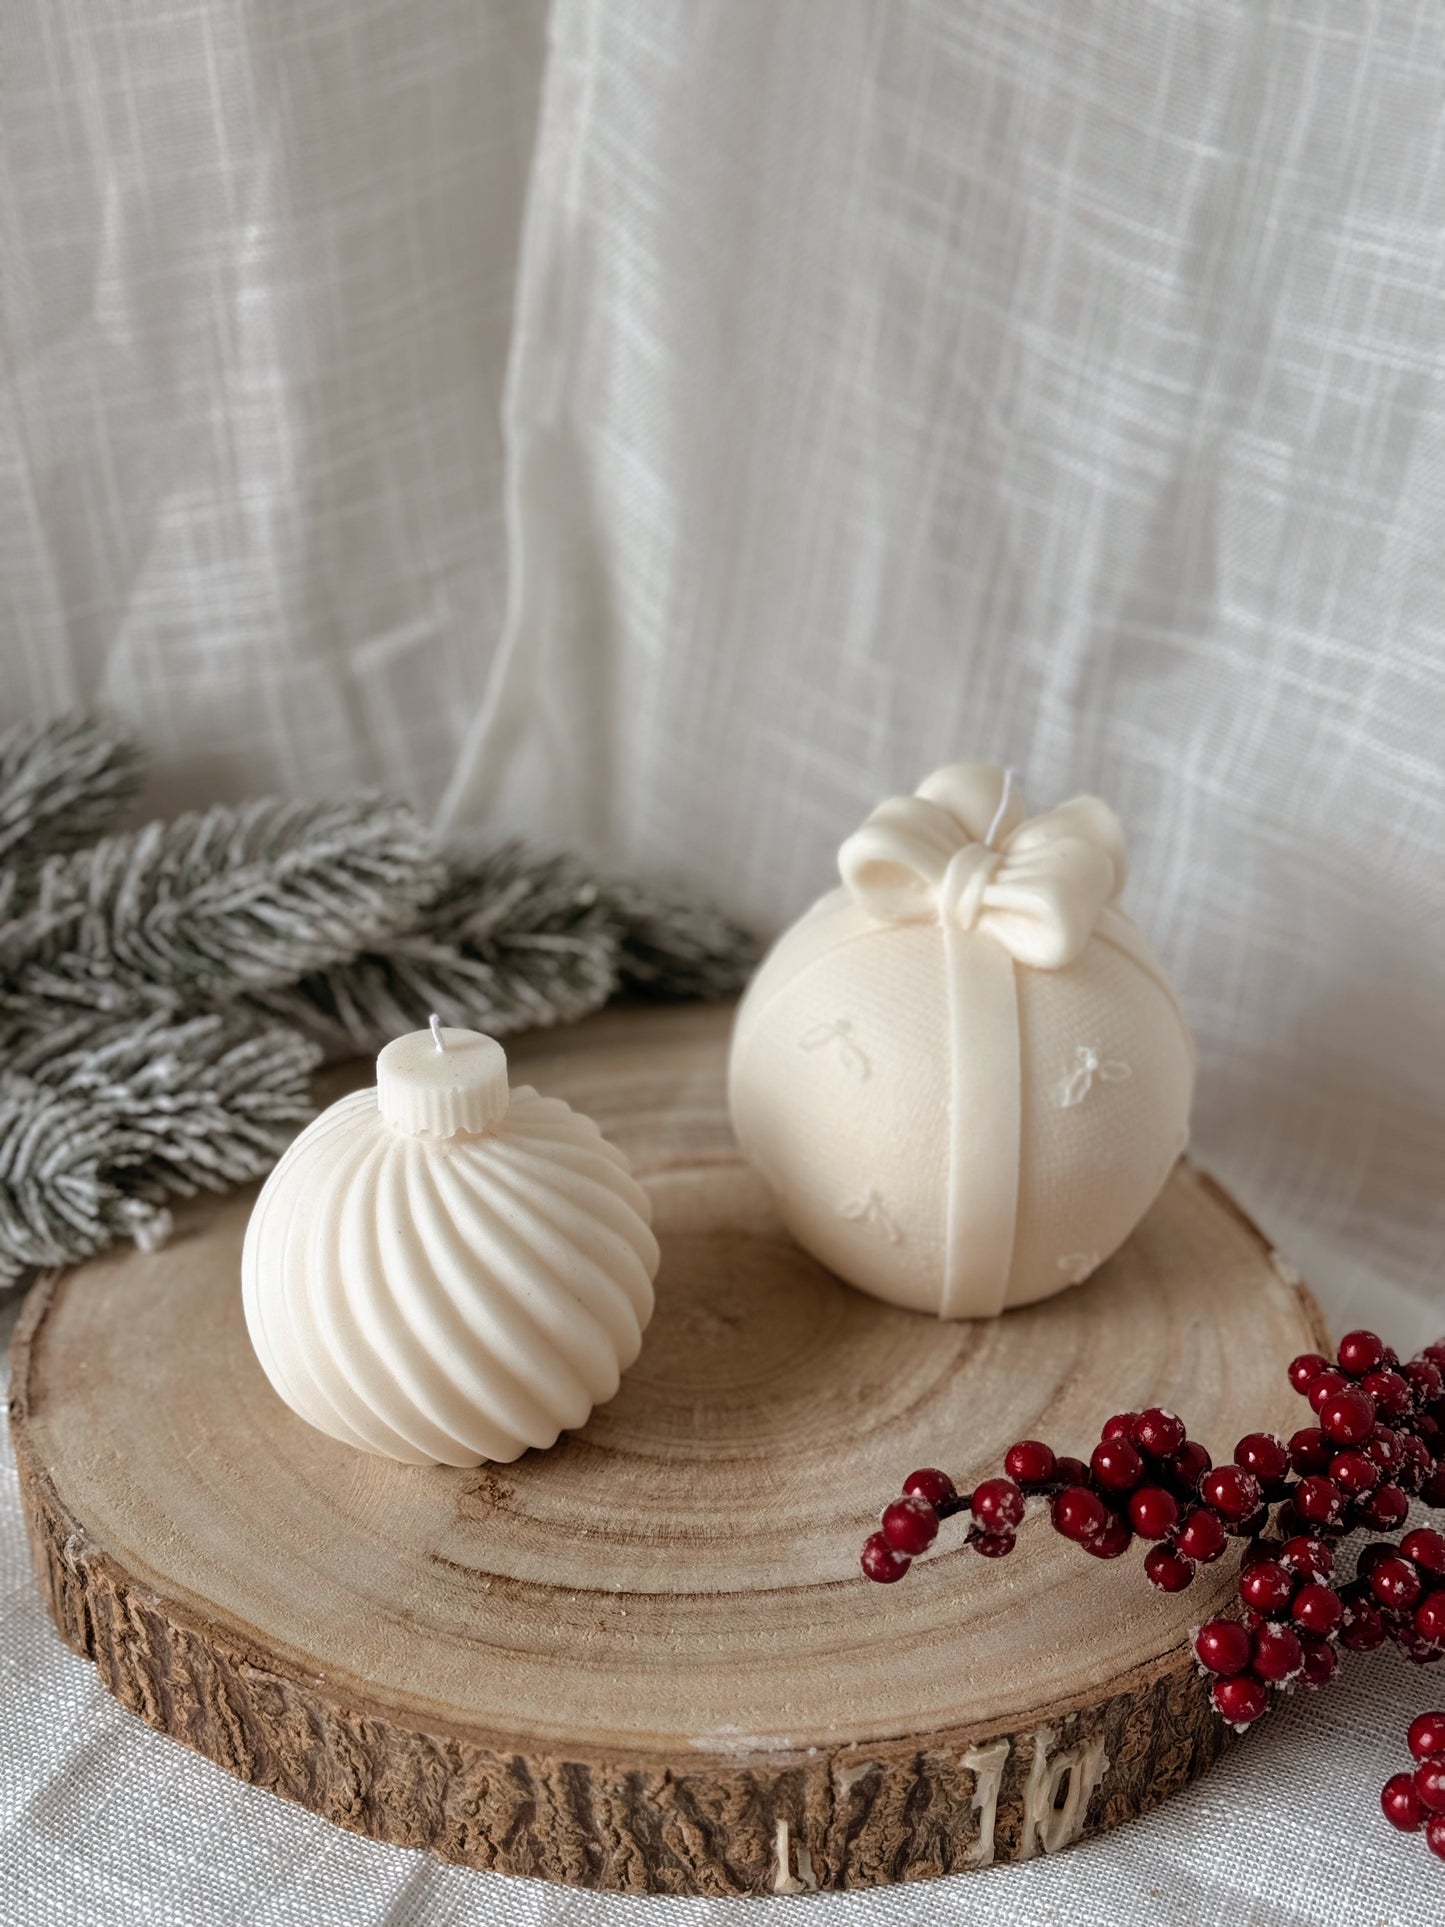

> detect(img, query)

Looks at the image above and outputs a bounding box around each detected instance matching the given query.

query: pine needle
[0,716,141,868]
[249,843,757,1054]
[0,1010,320,1287]
[1,794,446,1026]
[0,722,759,1288]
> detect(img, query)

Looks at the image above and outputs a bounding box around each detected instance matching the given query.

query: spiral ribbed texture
[241,1083,658,1465]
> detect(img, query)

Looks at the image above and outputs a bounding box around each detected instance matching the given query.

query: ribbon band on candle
[838,764,1130,1317]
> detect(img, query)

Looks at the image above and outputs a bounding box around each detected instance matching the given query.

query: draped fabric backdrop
[3,4,1443,1923]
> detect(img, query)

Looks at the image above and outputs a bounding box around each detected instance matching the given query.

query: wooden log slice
[10,1004,1326,1896]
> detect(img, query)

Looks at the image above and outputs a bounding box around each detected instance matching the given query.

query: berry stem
[862,1330,1445,1870]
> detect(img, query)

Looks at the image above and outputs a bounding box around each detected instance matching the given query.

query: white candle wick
[429,1012,446,1053]
[985,766,1018,848]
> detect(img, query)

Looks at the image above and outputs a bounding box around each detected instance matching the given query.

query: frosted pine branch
[606,872,761,1001]
[0,725,759,1287]
[0,716,141,869]
[0,794,446,1030]
[0,1010,320,1288]
[248,843,758,1055]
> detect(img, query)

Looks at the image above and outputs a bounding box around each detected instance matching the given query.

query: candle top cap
[376,1025,509,1138]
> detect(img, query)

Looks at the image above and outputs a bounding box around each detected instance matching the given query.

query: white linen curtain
[4,5,1445,1923]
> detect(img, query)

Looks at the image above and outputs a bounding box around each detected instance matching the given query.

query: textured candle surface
[728,765,1194,1319]
[242,1027,659,1464]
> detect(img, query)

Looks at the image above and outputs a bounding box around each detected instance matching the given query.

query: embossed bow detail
[837,763,1127,970]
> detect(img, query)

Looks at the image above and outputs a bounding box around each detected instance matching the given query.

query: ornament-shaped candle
[242,1021,659,1465]
[728,764,1194,1319]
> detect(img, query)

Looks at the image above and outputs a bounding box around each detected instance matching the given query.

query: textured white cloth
[4,1,1445,1922]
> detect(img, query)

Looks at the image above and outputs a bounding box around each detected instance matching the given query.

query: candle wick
[985,766,1017,848]
[429,1012,446,1053]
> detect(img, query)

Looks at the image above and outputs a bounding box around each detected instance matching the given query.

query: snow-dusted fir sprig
[605,870,763,1002]
[0,1009,320,1288]
[0,716,141,871]
[0,794,446,1028]
[249,843,760,1055]
[0,717,759,1286]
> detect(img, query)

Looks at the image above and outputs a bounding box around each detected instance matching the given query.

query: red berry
[1212,1674,1270,1726]
[1404,1358,1445,1404]
[1398,1434,1433,1493]
[1128,1485,1180,1540]
[1271,1502,1307,1541]
[1308,1369,1349,1414]
[1415,1591,1445,1646]
[1319,1388,1376,1446]
[1361,1369,1413,1419]
[1415,1760,1445,1815]
[1233,1432,1290,1487]
[1356,1541,1399,1579]
[970,1477,1025,1533]
[1101,1412,1138,1443]
[1422,1463,1445,1508]
[1194,1618,1252,1676]
[1402,1529,1445,1578]
[1134,1408,1186,1458]
[861,1533,910,1582]
[1053,1455,1091,1488]
[1428,1814,1445,1861]
[1251,1622,1303,1682]
[1279,1534,1334,1579]
[1144,1544,1195,1592]
[903,1467,957,1509]
[1292,1582,1344,1637]
[1238,1560,1296,1617]
[1200,1464,1262,1522]
[1359,1483,1409,1531]
[1002,1441,1055,1488]
[1425,1341,1445,1368]
[1082,1514,1134,1559]
[1293,1475,1344,1528]
[1298,1634,1337,1688]
[1408,1711,1445,1761]
[1370,1556,1423,1612]
[1382,1771,1424,1832]
[1090,1439,1145,1494]
[1337,1330,1387,1376]
[1176,1506,1228,1564]
[969,1528,1016,1558]
[1051,1485,1108,1544]
[880,1495,938,1554]
[1288,1427,1332,1476]
[1339,1593,1387,1651]
[1365,1424,1405,1472]
[1240,1535,1281,1569]
[1169,1439,1213,1489]
[1394,1626,1443,1666]
[1288,1352,1330,1394]
[1328,1449,1378,1496]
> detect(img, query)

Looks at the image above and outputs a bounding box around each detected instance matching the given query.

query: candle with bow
[728,764,1194,1319]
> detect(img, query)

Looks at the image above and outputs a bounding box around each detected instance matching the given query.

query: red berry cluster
[860,1329,1445,1859]
[1381,1711,1445,1863]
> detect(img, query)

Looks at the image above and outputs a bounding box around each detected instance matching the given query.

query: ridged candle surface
[242,1029,659,1466]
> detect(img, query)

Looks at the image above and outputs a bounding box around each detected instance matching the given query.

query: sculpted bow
[837,763,1127,970]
